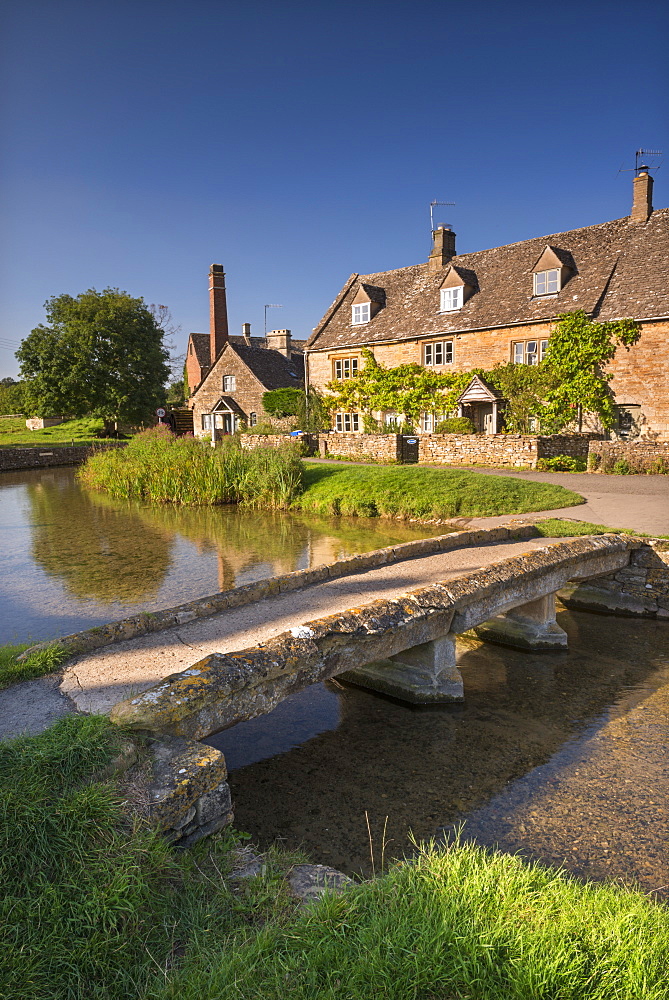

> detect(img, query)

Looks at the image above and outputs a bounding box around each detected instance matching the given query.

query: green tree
[541,311,640,432]
[16,288,170,424]
[0,378,27,415]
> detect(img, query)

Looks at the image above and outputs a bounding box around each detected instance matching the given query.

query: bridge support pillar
[338,635,464,704]
[474,593,567,651]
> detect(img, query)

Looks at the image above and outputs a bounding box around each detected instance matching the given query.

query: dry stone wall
[0,442,126,472]
[588,440,669,473]
[318,433,401,462]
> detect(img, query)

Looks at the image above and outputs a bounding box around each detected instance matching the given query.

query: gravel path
[59,536,560,720]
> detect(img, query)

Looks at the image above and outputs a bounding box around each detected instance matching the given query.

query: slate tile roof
[229,342,304,389]
[188,333,307,368]
[307,208,669,352]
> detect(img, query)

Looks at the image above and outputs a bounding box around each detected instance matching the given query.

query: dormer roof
[457,374,504,404]
[439,265,478,290]
[532,245,576,272]
[353,283,386,306]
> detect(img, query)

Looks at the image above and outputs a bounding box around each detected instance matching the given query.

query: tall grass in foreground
[0,643,66,688]
[78,426,303,507]
[1,716,667,1000]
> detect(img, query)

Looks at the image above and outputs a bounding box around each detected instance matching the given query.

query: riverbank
[2,714,667,1000]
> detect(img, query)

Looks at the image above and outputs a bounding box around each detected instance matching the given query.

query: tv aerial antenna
[264,303,283,337]
[430,199,455,234]
[618,148,663,174]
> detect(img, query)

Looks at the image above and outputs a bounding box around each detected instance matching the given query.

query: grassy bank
[0,416,106,447]
[79,427,303,507]
[2,716,667,1000]
[294,463,584,519]
[0,643,66,689]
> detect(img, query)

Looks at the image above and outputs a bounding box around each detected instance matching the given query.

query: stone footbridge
[110,533,669,741]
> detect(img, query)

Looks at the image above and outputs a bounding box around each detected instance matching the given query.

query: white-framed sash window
[534,269,560,295]
[352,303,370,325]
[423,340,454,366]
[440,287,463,311]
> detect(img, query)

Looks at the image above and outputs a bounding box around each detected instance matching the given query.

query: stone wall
[240,433,315,452]
[537,434,601,459]
[0,441,126,472]
[318,432,401,462]
[419,433,537,467]
[588,440,669,473]
[561,540,669,618]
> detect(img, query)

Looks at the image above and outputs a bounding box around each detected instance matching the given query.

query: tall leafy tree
[16,288,171,424]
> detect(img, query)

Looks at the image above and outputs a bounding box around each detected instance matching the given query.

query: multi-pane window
[333,357,359,380]
[352,303,370,325]
[422,412,435,432]
[440,287,463,311]
[423,340,454,366]
[335,412,360,432]
[512,339,548,365]
[202,414,213,431]
[249,412,257,427]
[533,269,560,295]
[223,375,236,391]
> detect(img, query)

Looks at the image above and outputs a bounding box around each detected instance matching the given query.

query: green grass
[533,518,669,539]
[2,715,667,1000]
[0,642,67,689]
[79,426,304,507]
[294,463,584,519]
[0,416,106,447]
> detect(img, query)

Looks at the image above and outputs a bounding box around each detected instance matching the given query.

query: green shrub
[587,451,601,471]
[612,458,633,475]
[434,416,476,434]
[79,427,304,508]
[536,454,587,472]
[648,457,669,474]
[262,388,304,419]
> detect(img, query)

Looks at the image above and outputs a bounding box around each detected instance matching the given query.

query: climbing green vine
[326,312,640,433]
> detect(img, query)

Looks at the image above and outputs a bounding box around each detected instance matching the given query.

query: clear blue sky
[1,0,667,379]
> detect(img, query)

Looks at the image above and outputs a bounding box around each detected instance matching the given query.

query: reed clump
[78,427,303,508]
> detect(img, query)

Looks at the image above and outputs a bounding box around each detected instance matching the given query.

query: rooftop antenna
[430,199,455,234]
[264,303,283,337]
[618,148,663,174]
[635,148,663,174]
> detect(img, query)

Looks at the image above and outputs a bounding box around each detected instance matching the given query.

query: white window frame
[249,412,257,427]
[533,269,560,296]
[333,357,359,380]
[423,340,454,366]
[352,302,370,325]
[440,287,463,312]
[335,412,360,432]
[223,375,236,391]
[202,413,213,431]
[422,412,435,432]
[512,339,548,365]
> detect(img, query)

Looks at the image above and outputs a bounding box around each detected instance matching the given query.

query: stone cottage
[305,169,669,439]
[186,265,305,436]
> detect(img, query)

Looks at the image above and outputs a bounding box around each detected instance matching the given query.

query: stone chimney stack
[209,264,229,363]
[241,322,251,346]
[428,225,456,271]
[266,329,292,357]
[630,168,654,224]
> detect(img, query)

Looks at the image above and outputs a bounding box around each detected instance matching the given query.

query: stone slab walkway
[57,536,561,723]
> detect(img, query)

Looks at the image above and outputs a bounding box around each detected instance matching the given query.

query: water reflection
[220,607,669,894]
[0,466,445,643]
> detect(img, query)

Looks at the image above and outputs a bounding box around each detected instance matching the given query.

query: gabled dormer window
[352,302,370,325]
[534,269,560,296]
[440,287,463,312]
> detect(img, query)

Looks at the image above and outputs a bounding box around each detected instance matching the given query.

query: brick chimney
[630,167,654,224]
[241,322,252,346]
[428,225,456,271]
[209,264,229,363]
[266,329,291,357]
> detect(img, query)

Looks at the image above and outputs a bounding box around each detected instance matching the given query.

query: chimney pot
[630,170,654,224]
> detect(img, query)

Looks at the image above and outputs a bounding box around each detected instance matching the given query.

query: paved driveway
[461,469,669,536]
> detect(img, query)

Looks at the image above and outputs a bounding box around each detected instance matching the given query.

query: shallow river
[0,466,443,644]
